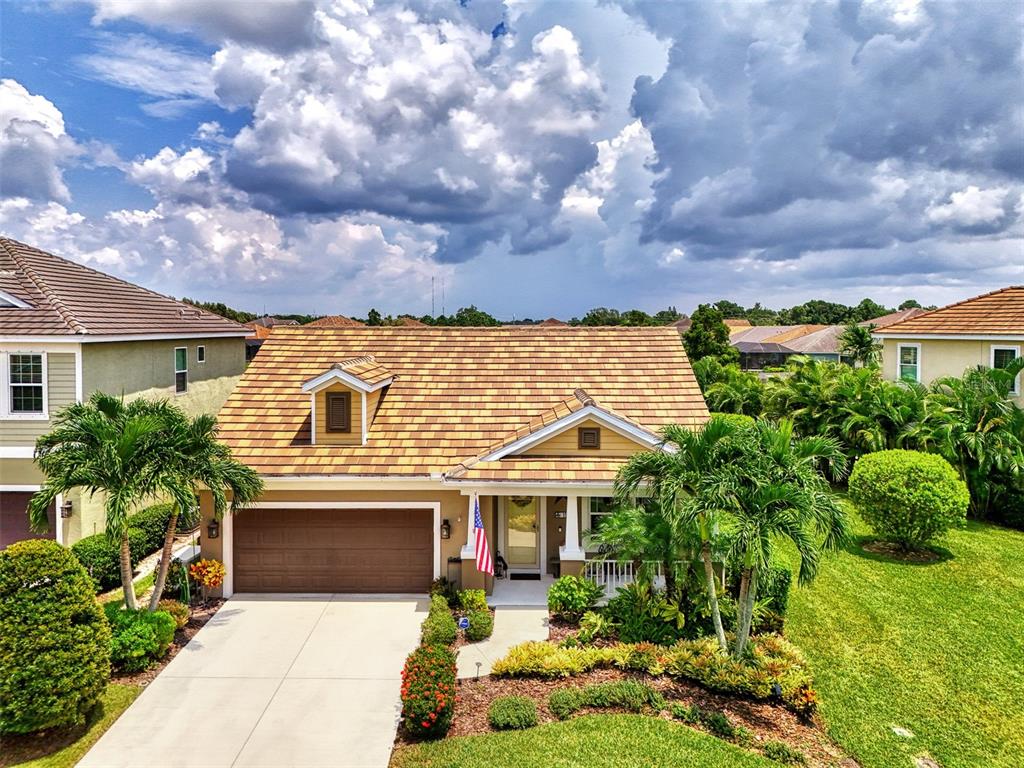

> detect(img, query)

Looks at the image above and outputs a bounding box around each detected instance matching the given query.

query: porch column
[559,494,585,576]
[460,493,476,559]
[460,493,487,591]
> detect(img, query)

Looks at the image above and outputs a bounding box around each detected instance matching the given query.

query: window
[578,426,601,449]
[197,345,206,364]
[897,343,920,383]
[326,391,351,432]
[9,353,44,414]
[587,497,615,533]
[991,345,1021,395]
[174,347,188,394]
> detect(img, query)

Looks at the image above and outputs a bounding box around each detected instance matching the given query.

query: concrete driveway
[79,594,428,768]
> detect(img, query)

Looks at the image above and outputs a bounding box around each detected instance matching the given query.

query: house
[200,326,707,597]
[0,237,251,547]
[865,307,927,329]
[874,286,1023,402]
[243,322,273,362]
[729,324,851,369]
[307,315,366,327]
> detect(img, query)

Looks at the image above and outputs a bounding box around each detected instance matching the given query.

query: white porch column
[559,494,585,561]
[460,493,477,559]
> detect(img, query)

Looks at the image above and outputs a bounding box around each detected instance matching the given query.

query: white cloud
[926,185,1012,228]
[0,79,79,201]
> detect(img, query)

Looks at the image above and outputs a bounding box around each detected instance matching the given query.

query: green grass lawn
[786,508,1024,768]
[390,714,773,768]
[4,684,140,768]
[97,571,155,605]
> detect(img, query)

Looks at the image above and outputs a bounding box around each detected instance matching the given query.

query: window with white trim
[588,497,615,533]
[897,344,920,383]
[174,347,188,394]
[8,353,45,414]
[991,345,1020,395]
[197,345,206,364]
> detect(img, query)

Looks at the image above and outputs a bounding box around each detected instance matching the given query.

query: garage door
[233,508,433,593]
[1,492,55,549]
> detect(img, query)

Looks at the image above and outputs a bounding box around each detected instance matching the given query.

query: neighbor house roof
[395,316,427,327]
[863,308,927,328]
[307,315,365,327]
[244,322,274,340]
[874,287,1024,337]
[0,237,249,338]
[218,326,707,482]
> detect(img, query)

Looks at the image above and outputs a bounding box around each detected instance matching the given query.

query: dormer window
[326,392,352,432]
[578,427,601,449]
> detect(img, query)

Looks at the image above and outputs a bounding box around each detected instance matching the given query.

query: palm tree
[614,416,744,652]
[838,322,881,367]
[696,419,848,658]
[28,394,168,610]
[704,366,765,416]
[146,408,263,610]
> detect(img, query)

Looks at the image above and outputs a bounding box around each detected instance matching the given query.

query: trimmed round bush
[849,450,969,551]
[0,540,111,734]
[487,695,538,730]
[547,575,603,621]
[710,412,756,429]
[103,603,176,672]
[465,608,494,641]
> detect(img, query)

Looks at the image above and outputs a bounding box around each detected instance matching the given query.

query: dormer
[301,356,395,445]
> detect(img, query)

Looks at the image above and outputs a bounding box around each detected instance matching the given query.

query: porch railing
[584,559,665,599]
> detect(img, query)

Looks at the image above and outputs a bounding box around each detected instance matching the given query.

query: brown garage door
[1,492,55,549]
[233,508,433,593]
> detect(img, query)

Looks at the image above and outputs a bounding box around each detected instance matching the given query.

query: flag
[473,495,493,575]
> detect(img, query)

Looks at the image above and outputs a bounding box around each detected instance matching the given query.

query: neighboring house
[307,315,366,327]
[0,237,251,548]
[865,307,927,329]
[730,324,852,369]
[201,326,707,597]
[874,286,1023,403]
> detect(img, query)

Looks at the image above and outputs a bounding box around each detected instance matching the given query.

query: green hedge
[422,593,458,646]
[0,540,111,734]
[128,503,176,553]
[71,503,178,593]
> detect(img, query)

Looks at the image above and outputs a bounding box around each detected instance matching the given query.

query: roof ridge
[0,238,87,334]
[876,285,1024,334]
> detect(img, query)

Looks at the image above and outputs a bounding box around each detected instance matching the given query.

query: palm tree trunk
[700,539,728,652]
[733,566,760,658]
[119,532,137,611]
[148,508,179,611]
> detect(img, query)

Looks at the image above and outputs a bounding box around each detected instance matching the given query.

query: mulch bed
[861,539,943,563]
[112,599,224,686]
[431,670,852,767]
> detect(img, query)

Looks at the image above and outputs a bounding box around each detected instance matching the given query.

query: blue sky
[1,0,1021,319]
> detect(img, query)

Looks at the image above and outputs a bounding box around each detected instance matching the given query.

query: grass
[2,684,141,768]
[390,714,773,768]
[786,506,1024,768]
[97,571,155,605]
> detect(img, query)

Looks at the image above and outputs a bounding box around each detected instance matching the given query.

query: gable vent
[578,427,601,449]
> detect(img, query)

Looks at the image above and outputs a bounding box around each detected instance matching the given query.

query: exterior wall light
[440,519,451,539]
[60,500,73,518]
[207,519,220,539]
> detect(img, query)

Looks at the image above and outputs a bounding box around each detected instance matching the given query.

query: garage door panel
[234,508,433,593]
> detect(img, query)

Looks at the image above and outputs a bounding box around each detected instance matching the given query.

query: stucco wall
[881,337,1022,404]
[0,352,76,447]
[82,337,246,416]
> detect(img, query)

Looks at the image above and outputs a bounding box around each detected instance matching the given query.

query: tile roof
[874,286,1024,336]
[863,308,927,328]
[304,355,395,389]
[307,315,365,327]
[218,326,708,480]
[395,316,427,327]
[0,237,249,337]
[783,325,844,355]
[244,322,274,340]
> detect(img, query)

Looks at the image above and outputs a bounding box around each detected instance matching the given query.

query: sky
[1,0,1021,320]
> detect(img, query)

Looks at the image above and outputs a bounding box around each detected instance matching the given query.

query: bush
[157,599,191,629]
[548,680,664,720]
[603,582,685,645]
[849,450,969,551]
[757,564,792,616]
[103,603,176,672]
[71,529,147,592]
[577,610,616,643]
[764,741,808,765]
[710,412,756,428]
[128,503,175,553]
[429,577,459,608]
[492,641,631,678]
[670,702,701,724]
[701,710,738,740]
[162,558,194,603]
[465,608,494,642]
[400,644,456,738]
[0,540,111,734]
[458,588,488,613]
[487,696,538,730]
[422,594,457,646]
[547,575,603,621]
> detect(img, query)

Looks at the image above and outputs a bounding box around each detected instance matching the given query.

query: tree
[652,307,683,325]
[712,300,747,319]
[838,321,881,366]
[614,417,746,652]
[704,365,765,416]
[577,307,622,326]
[366,308,383,326]
[451,305,500,326]
[28,394,169,610]
[683,304,738,364]
[695,419,847,657]
[898,299,922,310]
[147,409,263,610]
[849,298,890,323]
[620,309,654,326]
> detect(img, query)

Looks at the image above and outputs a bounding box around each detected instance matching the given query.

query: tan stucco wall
[82,337,246,417]
[881,337,1023,404]
[521,418,648,458]
[0,352,76,447]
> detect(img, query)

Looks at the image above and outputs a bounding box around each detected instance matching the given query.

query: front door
[505,496,539,571]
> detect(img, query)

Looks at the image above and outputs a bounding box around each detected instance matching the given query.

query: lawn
[786,508,1024,768]
[390,714,774,768]
[2,684,140,768]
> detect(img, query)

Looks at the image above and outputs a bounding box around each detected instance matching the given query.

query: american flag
[473,495,493,575]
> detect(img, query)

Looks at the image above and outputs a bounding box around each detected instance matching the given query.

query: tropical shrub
[128,503,176,552]
[547,575,603,621]
[465,608,494,641]
[670,702,701,723]
[764,741,808,765]
[577,610,616,643]
[189,558,227,600]
[157,598,191,629]
[0,540,111,734]
[548,680,665,720]
[162,558,194,603]
[71,529,147,592]
[849,450,969,550]
[400,643,456,738]
[429,577,459,608]
[705,367,765,417]
[491,641,633,678]
[422,594,457,646]
[710,412,756,428]
[487,696,538,730]
[458,588,488,613]
[603,582,686,646]
[103,603,176,672]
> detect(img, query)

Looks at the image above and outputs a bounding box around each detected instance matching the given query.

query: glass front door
[506,496,539,569]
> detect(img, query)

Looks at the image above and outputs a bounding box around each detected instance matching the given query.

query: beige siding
[882,337,1023,405]
[521,418,647,457]
[314,384,363,445]
[0,352,76,447]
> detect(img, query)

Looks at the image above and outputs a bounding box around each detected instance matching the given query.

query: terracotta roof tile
[874,287,1024,336]
[307,315,365,327]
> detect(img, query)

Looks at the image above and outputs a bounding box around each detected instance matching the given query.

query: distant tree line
[709,297,934,326]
